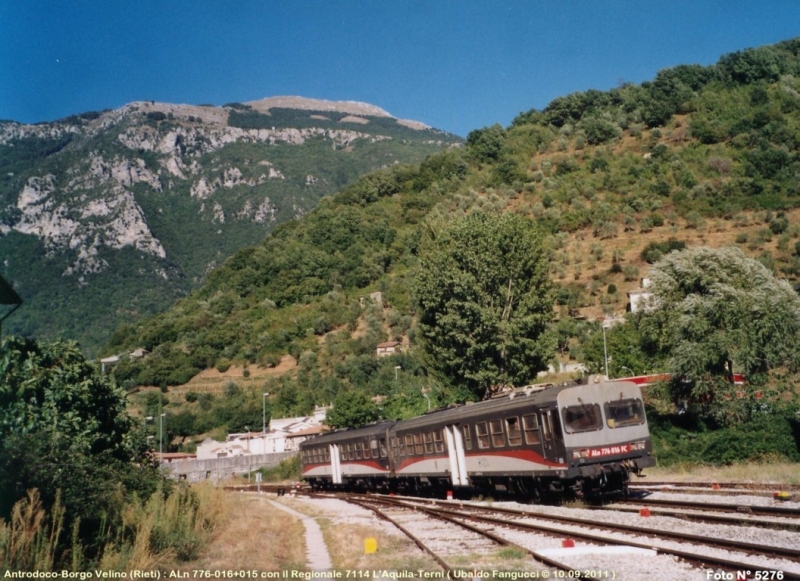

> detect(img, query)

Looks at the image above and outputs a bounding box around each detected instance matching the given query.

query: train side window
[405,435,414,455]
[604,398,645,428]
[370,439,379,458]
[433,430,444,453]
[489,419,505,447]
[423,432,434,454]
[562,403,603,433]
[362,441,370,458]
[475,422,490,449]
[324,448,330,462]
[462,425,473,450]
[542,413,552,441]
[506,417,522,446]
[397,436,406,456]
[354,442,362,460]
[379,439,387,458]
[343,444,351,460]
[413,433,424,455]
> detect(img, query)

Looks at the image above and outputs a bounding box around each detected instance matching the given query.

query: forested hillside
[109,40,800,458]
[0,98,459,352]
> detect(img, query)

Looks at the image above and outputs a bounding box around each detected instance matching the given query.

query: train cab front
[557,379,656,496]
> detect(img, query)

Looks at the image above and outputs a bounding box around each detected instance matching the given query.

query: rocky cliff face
[0,97,460,351]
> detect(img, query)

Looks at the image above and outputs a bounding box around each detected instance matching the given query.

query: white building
[195,407,328,460]
[627,277,653,313]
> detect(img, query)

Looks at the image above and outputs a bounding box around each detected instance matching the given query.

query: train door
[444,424,468,486]
[540,408,567,464]
[329,443,342,484]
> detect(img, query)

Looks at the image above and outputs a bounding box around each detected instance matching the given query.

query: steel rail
[349,495,590,578]
[402,501,800,580]
[620,496,800,518]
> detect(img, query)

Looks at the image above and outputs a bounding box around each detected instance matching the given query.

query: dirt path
[268,500,333,571]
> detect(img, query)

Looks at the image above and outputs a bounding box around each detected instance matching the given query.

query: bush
[640,239,687,264]
[622,264,640,282]
[257,455,301,482]
[649,411,800,466]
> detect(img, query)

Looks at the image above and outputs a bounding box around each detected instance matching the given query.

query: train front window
[562,402,603,433]
[604,398,645,428]
[475,422,490,449]
[522,414,541,444]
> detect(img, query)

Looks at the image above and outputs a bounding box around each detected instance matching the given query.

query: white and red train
[299,376,656,499]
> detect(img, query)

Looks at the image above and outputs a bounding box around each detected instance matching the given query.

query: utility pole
[262,392,270,433]
[159,413,166,460]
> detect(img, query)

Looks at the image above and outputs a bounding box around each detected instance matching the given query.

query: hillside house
[376,341,402,357]
[627,278,653,313]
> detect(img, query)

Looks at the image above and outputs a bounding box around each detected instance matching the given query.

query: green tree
[413,213,555,398]
[325,390,381,429]
[465,124,507,163]
[0,336,162,560]
[642,247,800,422]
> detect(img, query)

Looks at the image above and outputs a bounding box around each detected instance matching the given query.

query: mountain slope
[0,97,460,352]
[108,39,800,416]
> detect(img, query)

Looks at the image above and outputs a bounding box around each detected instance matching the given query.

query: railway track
[344,494,800,579]
[617,495,800,520]
[232,484,800,576]
[631,481,800,497]
[335,493,616,578]
[599,500,800,530]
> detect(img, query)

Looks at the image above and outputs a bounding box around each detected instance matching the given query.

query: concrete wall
[162,452,296,482]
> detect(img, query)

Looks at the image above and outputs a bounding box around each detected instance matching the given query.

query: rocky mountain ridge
[0,97,460,351]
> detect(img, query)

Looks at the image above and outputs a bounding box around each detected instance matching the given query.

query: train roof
[391,378,640,431]
[299,419,396,446]
[300,377,643,446]
[393,383,566,431]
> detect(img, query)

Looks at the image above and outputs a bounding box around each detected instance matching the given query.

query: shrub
[649,411,800,466]
[622,264,640,282]
[640,239,687,263]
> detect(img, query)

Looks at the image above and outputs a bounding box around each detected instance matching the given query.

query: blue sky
[2,1,800,137]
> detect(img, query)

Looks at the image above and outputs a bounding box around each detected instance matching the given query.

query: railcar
[300,420,396,490]
[299,376,655,499]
